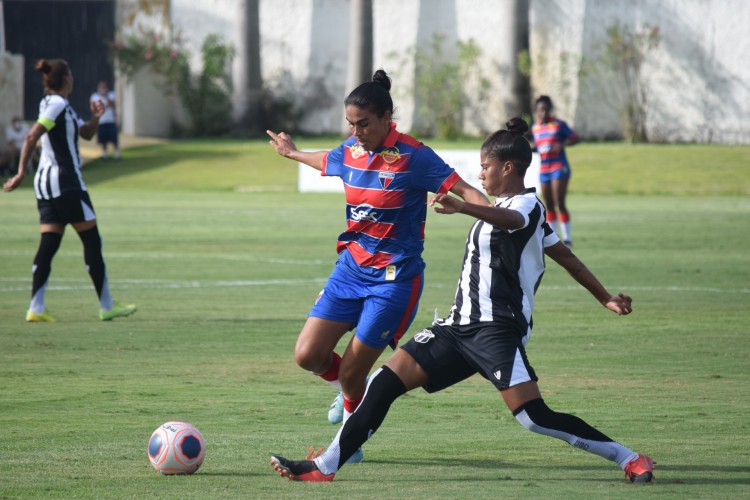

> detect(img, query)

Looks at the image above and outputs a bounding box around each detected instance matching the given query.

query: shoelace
[306,445,324,460]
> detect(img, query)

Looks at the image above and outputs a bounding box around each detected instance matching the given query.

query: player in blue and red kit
[531,95,579,246]
[267,70,489,461]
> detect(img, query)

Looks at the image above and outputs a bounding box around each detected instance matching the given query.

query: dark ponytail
[35,58,70,93]
[344,69,394,118]
[481,117,532,173]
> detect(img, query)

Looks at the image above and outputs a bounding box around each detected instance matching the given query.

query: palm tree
[342,0,373,135]
[234,0,262,135]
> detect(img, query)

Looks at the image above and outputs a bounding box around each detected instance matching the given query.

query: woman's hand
[90,99,105,119]
[267,130,298,158]
[430,193,465,214]
[603,293,633,316]
[3,171,24,192]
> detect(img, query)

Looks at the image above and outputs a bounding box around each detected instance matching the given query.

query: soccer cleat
[270,447,334,482]
[624,454,654,484]
[345,447,364,464]
[328,392,344,424]
[100,302,137,321]
[26,310,56,323]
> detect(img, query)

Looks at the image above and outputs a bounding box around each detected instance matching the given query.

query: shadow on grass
[365,458,750,485]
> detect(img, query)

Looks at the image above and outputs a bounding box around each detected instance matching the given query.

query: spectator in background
[5,116,31,174]
[531,95,579,247]
[90,81,120,160]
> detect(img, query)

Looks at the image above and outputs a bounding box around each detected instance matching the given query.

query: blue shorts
[539,165,571,183]
[310,262,424,349]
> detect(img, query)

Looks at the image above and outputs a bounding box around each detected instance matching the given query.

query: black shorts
[401,319,537,393]
[97,123,118,146]
[37,190,97,225]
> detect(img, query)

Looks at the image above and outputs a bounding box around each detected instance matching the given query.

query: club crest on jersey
[378,171,395,190]
[350,204,380,222]
[380,147,400,164]
[413,329,435,343]
[350,143,366,159]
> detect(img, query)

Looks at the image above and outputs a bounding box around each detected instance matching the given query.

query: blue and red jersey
[322,123,460,282]
[531,118,577,174]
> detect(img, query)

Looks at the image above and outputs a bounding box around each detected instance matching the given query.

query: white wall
[135,0,749,144]
[530,0,750,144]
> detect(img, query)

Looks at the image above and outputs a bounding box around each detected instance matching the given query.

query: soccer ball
[148,421,205,475]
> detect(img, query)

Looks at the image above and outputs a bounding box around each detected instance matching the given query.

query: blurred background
[0,0,748,143]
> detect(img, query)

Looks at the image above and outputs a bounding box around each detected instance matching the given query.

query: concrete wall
[530,0,750,144]
[125,0,749,144]
[0,52,24,144]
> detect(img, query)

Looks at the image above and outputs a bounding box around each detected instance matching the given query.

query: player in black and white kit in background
[271,118,654,484]
[3,59,136,323]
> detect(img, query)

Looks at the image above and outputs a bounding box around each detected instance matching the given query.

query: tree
[233,0,262,136]
[342,0,373,135]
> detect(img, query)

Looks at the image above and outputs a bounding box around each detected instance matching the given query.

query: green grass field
[1,139,749,498]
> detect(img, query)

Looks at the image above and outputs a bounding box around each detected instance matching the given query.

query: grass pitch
[1,139,749,498]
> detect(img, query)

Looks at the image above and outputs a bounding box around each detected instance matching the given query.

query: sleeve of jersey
[321,144,345,177]
[37,97,66,131]
[410,146,461,194]
[542,221,561,247]
[560,120,576,141]
[503,197,534,232]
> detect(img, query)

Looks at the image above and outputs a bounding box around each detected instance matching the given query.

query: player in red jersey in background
[267,69,488,462]
[531,95,579,247]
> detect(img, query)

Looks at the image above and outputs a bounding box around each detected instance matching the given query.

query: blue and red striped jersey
[531,118,577,173]
[322,123,460,281]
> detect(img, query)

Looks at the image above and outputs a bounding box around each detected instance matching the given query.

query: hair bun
[506,116,529,135]
[371,69,392,92]
[35,59,52,74]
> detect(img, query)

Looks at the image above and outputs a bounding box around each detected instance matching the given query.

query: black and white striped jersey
[436,188,559,334]
[33,94,87,200]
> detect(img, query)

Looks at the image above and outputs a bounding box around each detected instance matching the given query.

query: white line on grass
[0,278,747,294]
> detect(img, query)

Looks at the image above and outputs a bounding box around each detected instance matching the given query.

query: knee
[513,398,552,434]
[293,343,330,373]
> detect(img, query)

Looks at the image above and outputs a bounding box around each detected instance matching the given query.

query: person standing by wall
[3,59,136,322]
[531,95,579,247]
[90,80,120,160]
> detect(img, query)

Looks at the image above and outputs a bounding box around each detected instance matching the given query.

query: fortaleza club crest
[380,147,400,164]
[350,143,366,159]
[378,171,395,189]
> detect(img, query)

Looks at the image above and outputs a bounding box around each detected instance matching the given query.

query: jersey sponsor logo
[380,147,400,164]
[350,143,366,159]
[413,329,435,343]
[350,204,380,222]
[378,171,395,190]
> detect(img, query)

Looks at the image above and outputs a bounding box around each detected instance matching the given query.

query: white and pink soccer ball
[148,421,205,475]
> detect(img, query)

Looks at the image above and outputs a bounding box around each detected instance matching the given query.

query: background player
[90,80,120,160]
[3,59,136,322]
[531,95,579,246]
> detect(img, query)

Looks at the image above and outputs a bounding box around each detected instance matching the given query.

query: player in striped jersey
[3,59,136,323]
[267,70,489,460]
[531,95,579,247]
[271,118,653,484]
